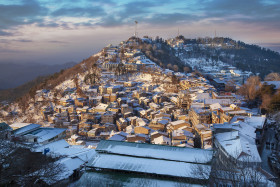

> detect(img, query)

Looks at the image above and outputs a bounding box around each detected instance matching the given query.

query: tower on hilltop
[134,21,138,37]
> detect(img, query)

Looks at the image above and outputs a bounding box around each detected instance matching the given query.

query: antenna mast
[134,21,138,37]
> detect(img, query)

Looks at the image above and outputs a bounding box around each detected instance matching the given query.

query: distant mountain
[0,62,76,90]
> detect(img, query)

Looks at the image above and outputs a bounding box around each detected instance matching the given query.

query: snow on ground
[55,79,75,91]
[131,73,153,82]
[89,153,210,179]
[72,170,204,187]
[34,139,96,184]
[34,139,69,153]
[183,58,227,73]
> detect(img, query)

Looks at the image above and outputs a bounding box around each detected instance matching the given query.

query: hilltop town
[1,36,280,186]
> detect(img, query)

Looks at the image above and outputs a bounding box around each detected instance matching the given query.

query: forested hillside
[176,36,280,78]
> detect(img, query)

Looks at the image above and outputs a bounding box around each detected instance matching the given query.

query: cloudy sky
[1,0,280,64]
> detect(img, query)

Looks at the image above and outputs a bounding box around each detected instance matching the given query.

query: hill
[2,36,280,104]
[169,36,280,78]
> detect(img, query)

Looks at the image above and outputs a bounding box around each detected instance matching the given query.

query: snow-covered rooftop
[214,128,261,163]
[28,128,66,143]
[13,124,41,135]
[88,153,211,179]
[95,140,212,164]
[10,122,31,130]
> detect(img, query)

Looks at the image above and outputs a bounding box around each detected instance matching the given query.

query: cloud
[95,0,199,27]
[51,6,106,17]
[0,46,27,53]
[0,30,13,36]
[0,0,48,30]
[0,0,279,32]
[197,0,280,28]
[144,13,200,25]
[48,40,68,44]
[96,15,123,27]
[14,39,33,43]
[0,38,32,43]
[37,22,60,28]
[118,1,158,19]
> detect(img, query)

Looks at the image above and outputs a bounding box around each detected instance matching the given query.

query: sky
[0,0,280,64]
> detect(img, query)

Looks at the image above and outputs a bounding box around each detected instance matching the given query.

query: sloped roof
[153,135,171,144]
[195,93,211,101]
[95,140,212,164]
[13,124,41,135]
[109,134,126,141]
[209,103,222,111]
[245,116,266,129]
[89,153,211,179]
[204,99,231,106]
[10,122,31,130]
[170,120,187,126]
[28,128,66,143]
[215,130,261,163]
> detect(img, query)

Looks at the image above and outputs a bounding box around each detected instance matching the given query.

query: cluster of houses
[35,38,268,155]
[101,38,156,72]
[0,37,277,185]
[167,37,253,90]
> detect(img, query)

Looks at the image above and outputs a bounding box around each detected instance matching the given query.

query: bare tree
[183,66,190,73]
[74,76,86,98]
[264,72,280,81]
[173,65,179,72]
[225,79,236,92]
[167,63,173,70]
[261,94,272,111]
[238,76,261,101]
[84,62,101,85]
